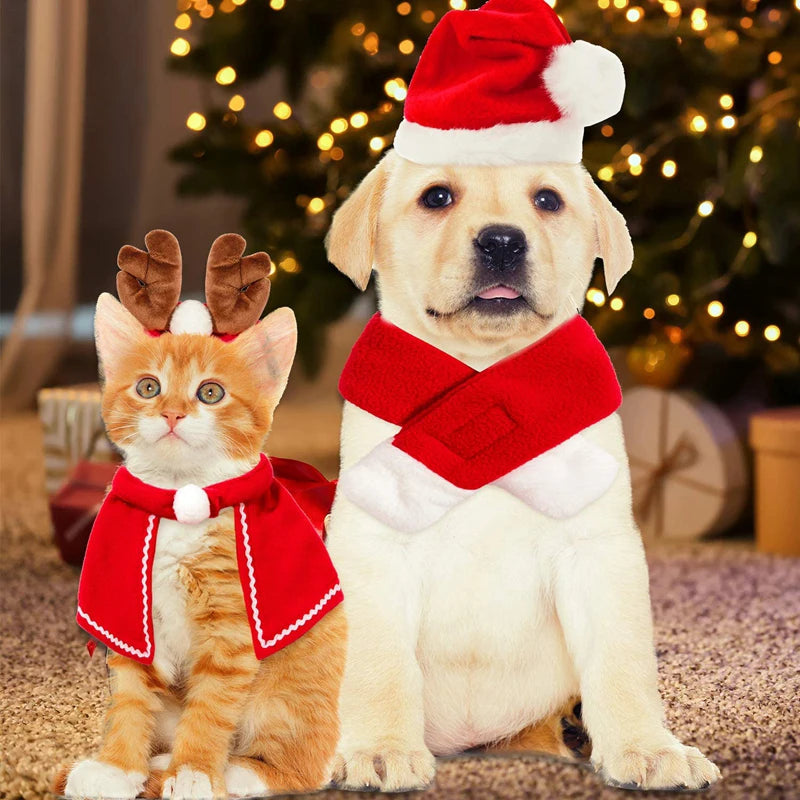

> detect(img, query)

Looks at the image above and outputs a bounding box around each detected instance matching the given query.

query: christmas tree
[168,0,799,402]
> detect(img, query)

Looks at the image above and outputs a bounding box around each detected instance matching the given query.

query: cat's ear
[236,307,297,403]
[94,293,147,383]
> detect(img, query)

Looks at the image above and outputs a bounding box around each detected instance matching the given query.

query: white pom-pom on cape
[544,40,626,126]
[173,484,211,524]
[168,300,213,336]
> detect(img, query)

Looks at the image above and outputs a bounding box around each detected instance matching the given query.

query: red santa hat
[393,0,625,166]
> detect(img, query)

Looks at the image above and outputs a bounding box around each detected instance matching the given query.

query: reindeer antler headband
[116,230,272,337]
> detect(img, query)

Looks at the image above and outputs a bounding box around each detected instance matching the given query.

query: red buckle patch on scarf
[442,404,517,460]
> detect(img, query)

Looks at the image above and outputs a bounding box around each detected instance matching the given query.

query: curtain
[0,0,87,412]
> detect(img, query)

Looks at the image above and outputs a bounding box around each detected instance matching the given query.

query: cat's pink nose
[162,411,185,430]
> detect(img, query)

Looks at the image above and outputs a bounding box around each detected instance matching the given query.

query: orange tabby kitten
[60,294,346,800]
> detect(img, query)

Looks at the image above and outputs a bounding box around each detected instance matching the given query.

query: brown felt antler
[117,229,182,331]
[205,233,272,335]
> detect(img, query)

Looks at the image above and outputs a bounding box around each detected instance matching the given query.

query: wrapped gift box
[750,408,800,557]
[49,460,119,565]
[37,383,119,496]
[38,383,121,565]
[620,387,749,541]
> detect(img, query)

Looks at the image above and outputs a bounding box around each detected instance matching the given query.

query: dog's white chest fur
[411,493,579,752]
[150,515,220,683]
[327,403,629,754]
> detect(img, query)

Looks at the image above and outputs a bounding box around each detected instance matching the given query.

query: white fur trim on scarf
[339,434,618,532]
[173,484,211,524]
[543,41,626,127]
[338,441,472,533]
[393,117,585,166]
[495,433,619,518]
[168,299,214,336]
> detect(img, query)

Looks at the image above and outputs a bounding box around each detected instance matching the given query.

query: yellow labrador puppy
[324,149,721,791]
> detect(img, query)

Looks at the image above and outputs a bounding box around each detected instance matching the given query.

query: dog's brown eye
[421,186,453,209]
[136,377,161,399]
[197,381,225,405]
[533,189,561,212]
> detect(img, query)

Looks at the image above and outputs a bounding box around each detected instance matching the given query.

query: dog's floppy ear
[326,152,393,290]
[584,173,634,295]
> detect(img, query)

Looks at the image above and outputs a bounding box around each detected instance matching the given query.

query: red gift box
[50,460,119,566]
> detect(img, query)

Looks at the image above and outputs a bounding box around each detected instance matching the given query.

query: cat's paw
[224,763,269,798]
[332,747,436,791]
[64,758,145,799]
[150,753,172,771]
[597,734,721,791]
[161,766,221,800]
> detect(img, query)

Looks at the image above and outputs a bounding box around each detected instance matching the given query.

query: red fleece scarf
[339,314,622,490]
[76,456,342,664]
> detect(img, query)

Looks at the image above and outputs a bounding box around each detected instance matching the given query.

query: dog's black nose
[474,225,527,271]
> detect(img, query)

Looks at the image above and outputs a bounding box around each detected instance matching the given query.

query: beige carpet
[2,414,799,800]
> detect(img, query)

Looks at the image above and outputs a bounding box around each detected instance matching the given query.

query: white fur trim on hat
[173,484,211,524]
[393,117,584,166]
[544,41,626,126]
[168,300,213,336]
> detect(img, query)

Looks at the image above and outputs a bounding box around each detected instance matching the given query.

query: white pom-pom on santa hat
[543,41,626,127]
[168,299,213,336]
[173,484,211,524]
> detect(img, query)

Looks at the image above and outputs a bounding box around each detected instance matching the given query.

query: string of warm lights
[585,0,797,348]
[593,0,794,188]
[585,284,782,342]
[169,0,458,277]
[172,0,466,160]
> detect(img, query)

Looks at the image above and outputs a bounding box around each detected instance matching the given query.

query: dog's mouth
[470,284,527,315]
[427,284,552,320]
[476,285,522,300]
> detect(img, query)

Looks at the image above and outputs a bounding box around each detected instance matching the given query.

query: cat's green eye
[197,381,225,405]
[135,377,161,399]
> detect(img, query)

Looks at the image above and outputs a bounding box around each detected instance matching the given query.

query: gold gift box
[37,383,119,496]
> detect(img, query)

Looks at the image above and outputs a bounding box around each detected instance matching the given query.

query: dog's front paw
[64,758,146,799]
[597,734,721,791]
[332,746,436,792]
[161,765,224,799]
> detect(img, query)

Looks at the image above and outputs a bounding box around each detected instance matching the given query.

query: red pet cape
[339,314,621,490]
[76,455,341,664]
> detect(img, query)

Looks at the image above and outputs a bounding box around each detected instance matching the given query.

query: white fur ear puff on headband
[168,300,214,336]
